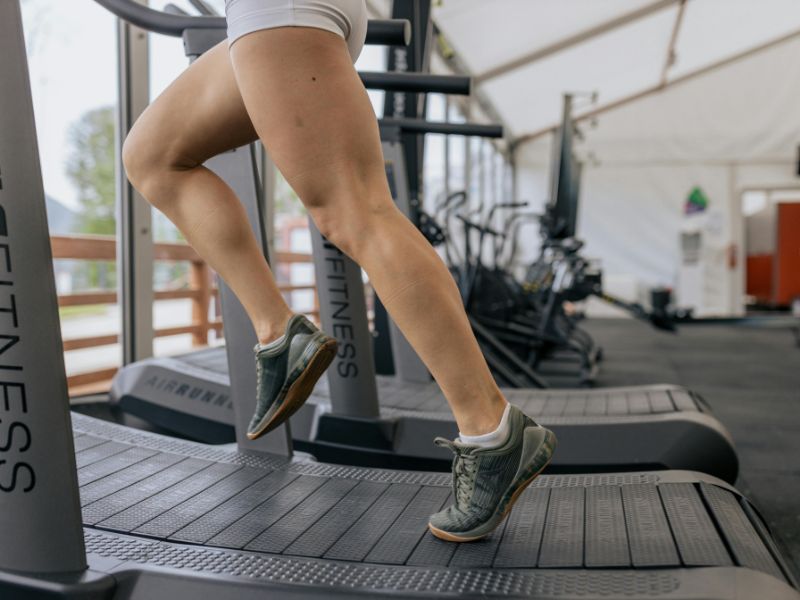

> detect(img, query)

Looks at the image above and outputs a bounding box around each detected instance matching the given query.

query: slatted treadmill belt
[175,347,701,416]
[71,425,784,580]
[376,378,700,417]
[179,346,230,375]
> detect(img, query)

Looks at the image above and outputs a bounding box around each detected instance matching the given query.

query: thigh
[128,40,258,166]
[228,27,389,209]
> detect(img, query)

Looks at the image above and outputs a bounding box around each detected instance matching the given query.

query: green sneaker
[428,405,556,542]
[247,314,337,440]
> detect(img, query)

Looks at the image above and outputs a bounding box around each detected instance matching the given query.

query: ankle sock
[256,334,285,353]
[256,316,296,352]
[458,403,511,448]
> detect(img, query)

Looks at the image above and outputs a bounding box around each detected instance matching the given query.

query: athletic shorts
[224,0,368,63]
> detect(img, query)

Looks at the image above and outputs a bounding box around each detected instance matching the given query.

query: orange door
[746,255,773,303]
[775,202,800,305]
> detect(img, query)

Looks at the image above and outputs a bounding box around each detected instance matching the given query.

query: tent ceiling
[432,0,800,142]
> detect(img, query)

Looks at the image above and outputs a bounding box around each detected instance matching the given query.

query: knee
[121,121,197,208]
[120,124,154,192]
[309,199,400,259]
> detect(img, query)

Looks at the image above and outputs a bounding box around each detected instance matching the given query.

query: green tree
[66,106,116,235]
[64,107,192,292]
[65,106,116,290]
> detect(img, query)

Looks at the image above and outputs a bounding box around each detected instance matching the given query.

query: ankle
[255,311,292,345]
[458,397,509,437]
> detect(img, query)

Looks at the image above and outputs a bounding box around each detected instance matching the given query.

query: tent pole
[660,0,687,86]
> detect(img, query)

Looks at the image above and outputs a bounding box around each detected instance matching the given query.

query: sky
[20,0,390,211]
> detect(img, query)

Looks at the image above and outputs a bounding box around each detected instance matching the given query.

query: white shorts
[225,0,368,63]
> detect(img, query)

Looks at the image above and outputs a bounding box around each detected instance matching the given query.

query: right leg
[122,41,292,344]
[228,28,507,435]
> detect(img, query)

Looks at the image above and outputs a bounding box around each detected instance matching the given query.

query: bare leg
[122,42,292,344]
[229,29,506,435]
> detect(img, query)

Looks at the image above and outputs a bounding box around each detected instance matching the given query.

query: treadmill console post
[0,0,87,574]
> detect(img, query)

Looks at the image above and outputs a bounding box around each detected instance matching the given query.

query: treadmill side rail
[0,0,87,575]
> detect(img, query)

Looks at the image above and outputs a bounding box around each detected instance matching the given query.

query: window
[22,0,120,394]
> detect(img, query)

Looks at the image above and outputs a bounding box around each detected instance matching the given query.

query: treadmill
[108,13,738,481]
[3,3,799,597]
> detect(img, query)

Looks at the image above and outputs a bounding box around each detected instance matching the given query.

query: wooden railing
[52,234,316,394]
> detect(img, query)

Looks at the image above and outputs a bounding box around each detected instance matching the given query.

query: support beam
[117,0,154,365]
[514,25,800,146]
[660,0,688,86]
[475,0,682,84]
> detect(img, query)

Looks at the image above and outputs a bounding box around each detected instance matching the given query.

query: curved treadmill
[112,346,739,482]
[65,413,797,599]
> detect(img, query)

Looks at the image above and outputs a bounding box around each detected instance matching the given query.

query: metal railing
[52,234,316,394]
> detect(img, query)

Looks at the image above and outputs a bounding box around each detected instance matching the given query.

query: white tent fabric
[433,0,800,139]
[425,0,800,316]
[510,35,800,316]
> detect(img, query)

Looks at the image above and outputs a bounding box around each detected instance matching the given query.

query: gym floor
[581,318,800,576]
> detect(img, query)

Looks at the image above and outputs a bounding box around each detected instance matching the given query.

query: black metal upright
[375,0,433,375]
[382,0,433,226]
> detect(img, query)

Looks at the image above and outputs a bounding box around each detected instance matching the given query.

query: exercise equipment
[108,7,738,481]
[448,94,677,387]
[3,2,800,598]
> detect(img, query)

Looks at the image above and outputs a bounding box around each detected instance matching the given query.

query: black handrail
[380,118,503,138]
[361,72,470,95]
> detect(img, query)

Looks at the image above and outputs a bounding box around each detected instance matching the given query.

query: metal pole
[0,0,87,574]
[117,0,154,365]
[258,143,277,257]
[510,145,519,205]
[479,139,487,211]
[309,224,381,418]
[464,100,472,195]
[211,146,293,454]
[444,96,451,199]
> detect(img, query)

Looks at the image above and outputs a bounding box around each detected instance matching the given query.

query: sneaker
[247,314,337,440]
[428,405,556,542]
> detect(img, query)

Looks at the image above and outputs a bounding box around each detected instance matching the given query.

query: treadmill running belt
[179,345,230,375]
[175,346,705,417]
[72,413,796,599]
[111,348,738,482]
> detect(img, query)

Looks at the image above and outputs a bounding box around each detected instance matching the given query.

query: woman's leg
[229,29,506,435]
[122,42,292,344]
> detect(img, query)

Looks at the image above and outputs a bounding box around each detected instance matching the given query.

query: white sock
[255,333,285,353]
[458,403,511,448]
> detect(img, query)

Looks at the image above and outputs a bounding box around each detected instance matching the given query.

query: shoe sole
[427,429,557,543]
[246,338,338,441]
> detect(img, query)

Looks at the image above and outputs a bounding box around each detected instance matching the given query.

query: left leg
[122,41,292,344]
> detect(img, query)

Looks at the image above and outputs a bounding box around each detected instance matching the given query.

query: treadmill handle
[360,72,470,95]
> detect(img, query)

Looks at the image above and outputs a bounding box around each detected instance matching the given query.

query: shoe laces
[435,437,478,509]
[254,354,265,399]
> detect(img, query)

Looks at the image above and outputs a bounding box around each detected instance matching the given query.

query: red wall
[746,254,773,303]
[775,203,800,305]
